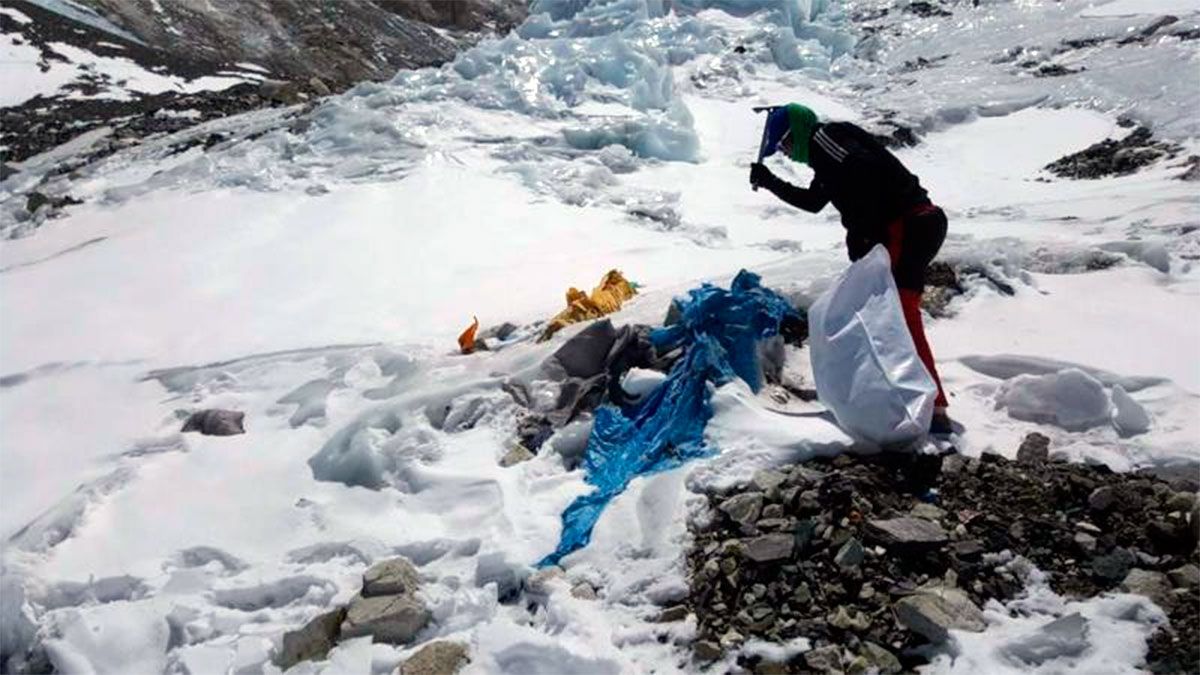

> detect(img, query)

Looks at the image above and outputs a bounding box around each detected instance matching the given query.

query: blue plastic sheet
[538,270,798,567]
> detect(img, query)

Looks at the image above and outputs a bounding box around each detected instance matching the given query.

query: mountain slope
[0,0,1197,673]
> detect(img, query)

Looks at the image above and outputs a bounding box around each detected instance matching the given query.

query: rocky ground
[1043,125,1194,181]
[683,435,1200,673]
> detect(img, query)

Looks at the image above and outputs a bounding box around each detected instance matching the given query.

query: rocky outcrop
[342,558,431,645]
[685,438,1200,672]
[79,0,526,91]
[1044,127,1183,179]
[274,556,432,668]
[0,0,524,168]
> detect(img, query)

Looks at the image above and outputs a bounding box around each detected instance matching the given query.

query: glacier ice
[995,368,1113,431]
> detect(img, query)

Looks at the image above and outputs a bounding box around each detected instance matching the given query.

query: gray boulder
[399,641,469,675]
[1168,563,1200,588]
[742,533,794,562]
[867,517,948,547]
[259,79,304,104]
[694,640,722,661]
[341,594,430,645]
[851,642,900,674]
[307,77,332,97]
[274,607,346,669]
[834,538,864,569]
[719,492,764,527]
[804,645,844,673]
[363,558,420,597]
[1016,432,1050,464]
[1120,568,1173,608]
[895,586,986,643]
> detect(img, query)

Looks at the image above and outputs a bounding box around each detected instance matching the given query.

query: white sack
[808,245,937,444]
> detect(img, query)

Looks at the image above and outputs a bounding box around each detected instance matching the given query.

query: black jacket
[758,122,929,258]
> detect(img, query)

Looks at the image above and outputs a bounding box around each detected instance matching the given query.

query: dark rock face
[1045,127,1183,179]
[685,448,1199,672]
[82,0,526,91]
[0,0,524,165]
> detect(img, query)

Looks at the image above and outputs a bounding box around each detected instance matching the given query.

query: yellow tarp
[539,269,636,341]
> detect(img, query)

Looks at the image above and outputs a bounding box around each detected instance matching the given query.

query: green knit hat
[785,103,819,164]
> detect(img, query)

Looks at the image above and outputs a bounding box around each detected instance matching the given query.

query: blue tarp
[538,270,799,567]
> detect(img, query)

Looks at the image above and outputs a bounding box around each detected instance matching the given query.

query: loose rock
[399,641,469,675]
[834,538,865,570]
[1092,548,1136,581]
[571,581,598,600]
[1168,564,1200,588]
[1016,432,1050,464]
[694,640,722,661]
[853,642,901,674]
[274,607,346,669]
[364,558,420,597]
[743,533,794,562]
[499,444,535,467]
[895,586,986,643]
[720,492,765,527]
[341,594,430,645]
[804,645,844,673]
[1121,568,1174,608]
[866,517,948,548]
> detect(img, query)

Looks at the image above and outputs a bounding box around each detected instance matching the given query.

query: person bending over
[750,103,952,434]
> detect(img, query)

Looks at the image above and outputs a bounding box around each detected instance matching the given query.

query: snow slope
[1,0,1197,672]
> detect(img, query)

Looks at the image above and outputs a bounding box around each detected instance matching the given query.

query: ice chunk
[0,573,38,673]
[278,379,339,428]
[960,354,1167,393]
[1110,385,1151,436]
[546,416,594,469]
[1001,613,1090,666]
[563,112,700,162]
[44,602,170,675]
[474,552,527,603]
[621,368,668,398]
[307,408,403,489]
[210,575,336,612]
[995,368,1113,431]
[1100,240,1171,274]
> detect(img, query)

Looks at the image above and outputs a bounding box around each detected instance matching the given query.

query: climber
[749,103,952,434]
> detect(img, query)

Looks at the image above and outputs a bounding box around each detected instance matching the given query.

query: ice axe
[751,104,784,192]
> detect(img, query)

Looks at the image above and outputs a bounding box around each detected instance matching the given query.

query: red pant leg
[887,220,949,408]
[899,289,949,408]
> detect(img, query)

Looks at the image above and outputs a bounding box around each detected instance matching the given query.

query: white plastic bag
[808,245,937,444]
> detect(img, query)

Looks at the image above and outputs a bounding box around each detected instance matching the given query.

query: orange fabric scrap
[539,269,636,341]
[458,315,480,354]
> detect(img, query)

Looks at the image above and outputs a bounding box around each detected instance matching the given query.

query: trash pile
[457,269,636,354]
[538,270,800,566]
[683,435,1199,673]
